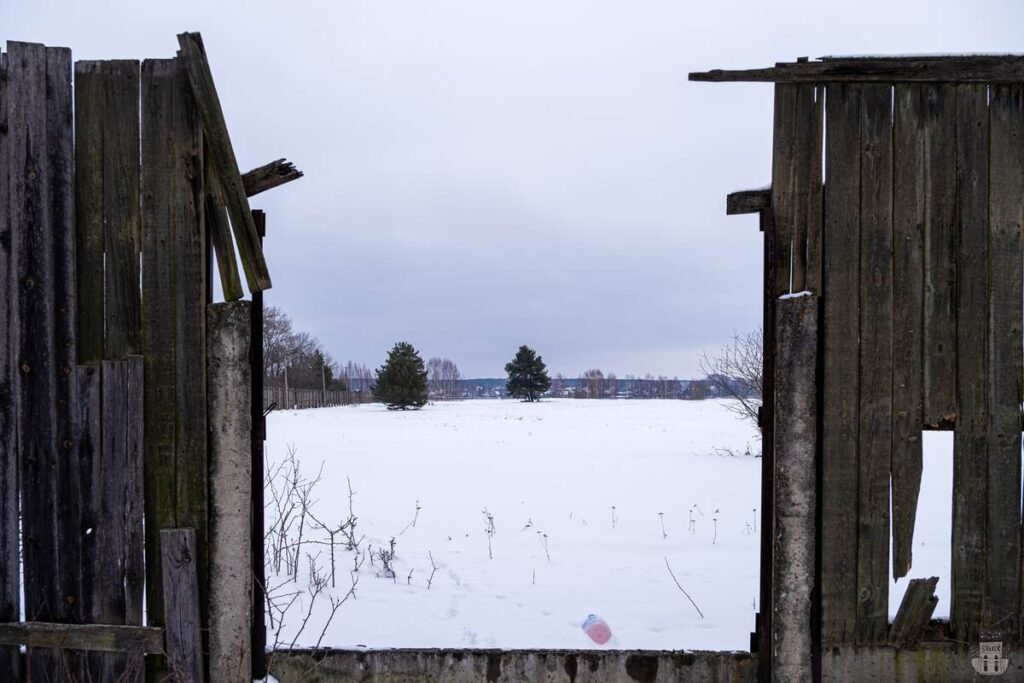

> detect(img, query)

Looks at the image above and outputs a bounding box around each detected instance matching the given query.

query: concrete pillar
[207,301,252,682]
[772,293,818,683]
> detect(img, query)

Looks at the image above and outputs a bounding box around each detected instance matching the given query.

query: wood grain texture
[0,46,20,683]
[855,83,893,646]
[922,85,958,427]
[820,82,861,647]
[161,529,205,683]
[951,83,989,644]
[986,84,1023,640]
[891,84,926,580]
[177,32,271,292]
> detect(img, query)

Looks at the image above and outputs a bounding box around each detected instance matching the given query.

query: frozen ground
[263,398,954,652]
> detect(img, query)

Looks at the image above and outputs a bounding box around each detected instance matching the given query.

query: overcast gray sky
[5,1,1024,377]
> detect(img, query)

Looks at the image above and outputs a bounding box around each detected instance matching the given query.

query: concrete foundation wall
[268,649,757,683]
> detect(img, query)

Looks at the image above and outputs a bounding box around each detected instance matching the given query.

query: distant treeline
[265,307,757,404]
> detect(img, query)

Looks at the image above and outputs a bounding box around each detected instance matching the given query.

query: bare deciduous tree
[699,329,763,436]
[426,357,462,399]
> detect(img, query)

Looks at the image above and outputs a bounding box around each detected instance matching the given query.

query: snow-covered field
[263,398,953,652]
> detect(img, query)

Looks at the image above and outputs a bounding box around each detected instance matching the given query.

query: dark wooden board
[891,84,926,579]
[951,83,989,644]
[820,82,862,647]
[251,210,267,680]
[177,32,271,292]
[0,46,19,683]
[922,85,958,427]
[855,82,893,645]
[161,529,204,683]
[986,84,1023,640]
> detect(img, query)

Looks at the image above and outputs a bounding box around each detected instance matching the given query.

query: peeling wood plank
[177,32,271,292]
[690,56,1024,84]
[820,82,861,647]
[891,84,926,579]
[205,158,243,302]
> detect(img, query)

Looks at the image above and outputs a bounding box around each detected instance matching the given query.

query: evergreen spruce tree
[373,342,429,410]
[505,345,551,402]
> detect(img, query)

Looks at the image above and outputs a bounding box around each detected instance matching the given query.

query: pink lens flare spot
[582,614,612,645]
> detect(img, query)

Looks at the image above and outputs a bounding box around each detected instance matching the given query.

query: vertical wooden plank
[952,83,989,644]
[820,82,861,647]
[123,356,145,628]
[922,85,958,428]
[76,61,142,362]
[772,83,821,296]
[756,207,775,681]
[141,57,187,629]
[891,84,926,579]
[251,210,268,680]
[74,62,105,364]
[161,529,205,683]
[987,84,1022,639]
[0,46,20,683]
[855,82,893,646]
[805,88,825,294]
[205,163,243,302]
[772,293,818,683]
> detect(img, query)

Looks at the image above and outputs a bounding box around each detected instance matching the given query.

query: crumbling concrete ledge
[268,648,757,682]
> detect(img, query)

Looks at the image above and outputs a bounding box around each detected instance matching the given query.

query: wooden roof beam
[690,55,1024,83]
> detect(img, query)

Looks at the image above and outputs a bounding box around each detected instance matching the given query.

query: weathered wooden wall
[0,34,278,682]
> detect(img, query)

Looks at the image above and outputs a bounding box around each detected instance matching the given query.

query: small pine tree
[505,345,551,402]
[373,342,429,410]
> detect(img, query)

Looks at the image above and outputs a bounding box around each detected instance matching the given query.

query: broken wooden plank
[855,82,894,646]
[726,187,770,215]
[986,83,1023,640]
[889,577,939,649]
[0,623,163,654]
[205,161,244,302]
[690,56,1024,84]
[820,82,862,648]
[922,85,958,428]
[891,84,926,580]
[951,83,989,645]
[242,158,303,197]
[161,529,204,683]
[177,32,271,292]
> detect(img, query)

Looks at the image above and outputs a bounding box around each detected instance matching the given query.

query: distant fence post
[207,302,252,682]
[771,293,818,683]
